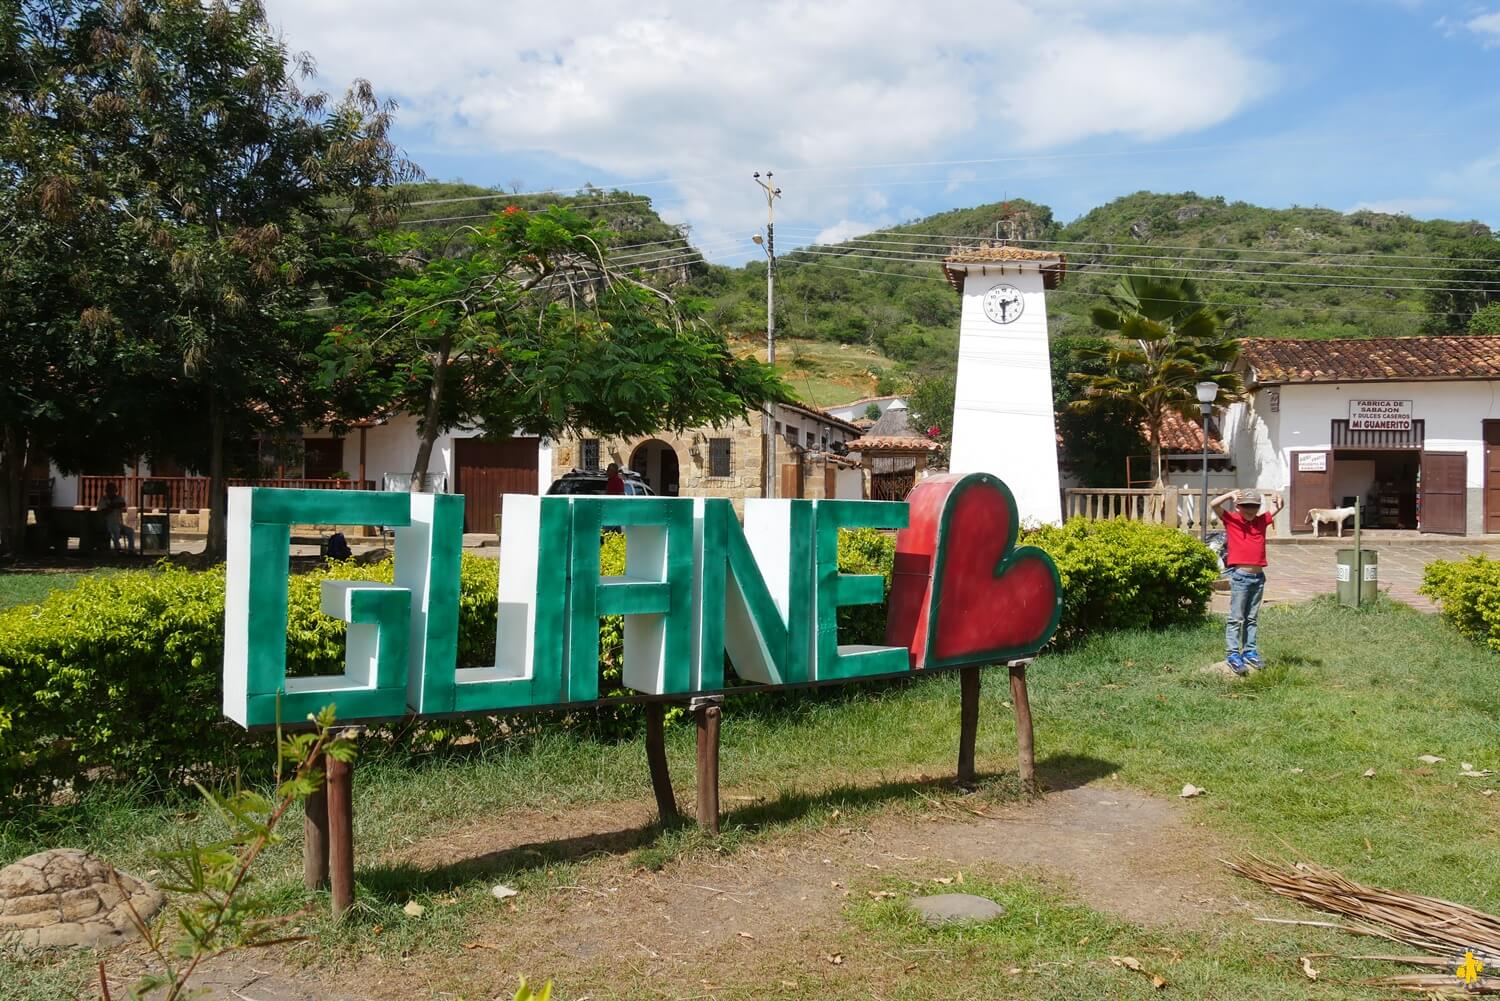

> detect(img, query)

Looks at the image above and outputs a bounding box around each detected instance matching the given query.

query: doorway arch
[629,439,680,496]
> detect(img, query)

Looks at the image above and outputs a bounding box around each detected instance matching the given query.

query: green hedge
[1024,519,1220,643]
[0,520,1217,806]
[1421,555,1500,651]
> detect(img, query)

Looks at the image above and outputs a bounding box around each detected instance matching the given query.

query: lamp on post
[1195,380,1220,543]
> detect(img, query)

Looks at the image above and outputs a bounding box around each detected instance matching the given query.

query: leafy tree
[1070,275,1241,484]
[907,373,954,453]
[322,206,786,482]
[1051,335,1144,487]
[0,2,171,554]
[1424,237,1500,333]
[26,0,420,557]
[1467,303,1500,335]
[863,402,882,421]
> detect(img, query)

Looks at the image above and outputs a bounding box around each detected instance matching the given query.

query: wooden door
[303,438,344,480]
[1420,450,1467,535]
[1289,450,1332,533]
[454,437,540,533]
[1485,423,1500,533]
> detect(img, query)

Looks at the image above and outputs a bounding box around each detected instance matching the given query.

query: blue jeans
[1226,569,1265,656]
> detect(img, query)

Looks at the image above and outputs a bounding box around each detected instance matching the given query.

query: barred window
[581,439,600,471]
[709,437,731,477]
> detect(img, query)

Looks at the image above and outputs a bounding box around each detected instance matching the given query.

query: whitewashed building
[1223,336,1500,536]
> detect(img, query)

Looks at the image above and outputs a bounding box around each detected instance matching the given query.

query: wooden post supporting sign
[1009,658,1036,790]
[644,702,680,823]
[692,697,722,834]
[303,754,330,891]
[324,737,356,916]
[955,660,1037,791]
[957,666,981,787]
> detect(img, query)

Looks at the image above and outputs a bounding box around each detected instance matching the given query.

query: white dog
[1305,506,1357,537]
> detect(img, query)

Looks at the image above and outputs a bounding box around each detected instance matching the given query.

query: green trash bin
[1336,548,1378,607]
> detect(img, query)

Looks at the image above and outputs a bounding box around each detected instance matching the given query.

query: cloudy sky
[264,1,1500,263]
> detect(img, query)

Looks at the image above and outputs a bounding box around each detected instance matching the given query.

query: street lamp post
[1195,380,1220,543]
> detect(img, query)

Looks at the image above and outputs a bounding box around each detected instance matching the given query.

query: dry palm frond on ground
[1224,855,1500,958]
[1226,855,1500,993]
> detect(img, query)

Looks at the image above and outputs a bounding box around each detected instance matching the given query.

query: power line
[780,243,1500,294]
[774,248,1486,316]
[779,252,1472,321]
[781,232,1500,281]
[780,226,1500,267]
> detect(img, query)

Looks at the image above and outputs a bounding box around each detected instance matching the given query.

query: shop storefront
[1227,337,1500,537]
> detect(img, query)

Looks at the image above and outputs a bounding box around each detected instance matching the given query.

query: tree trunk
[203,393,228,559]
[409,336,452,492]
[1148,413,1164,486]
[0,425,28,557]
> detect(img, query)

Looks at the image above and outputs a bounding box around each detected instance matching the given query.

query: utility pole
[752,171,781,498]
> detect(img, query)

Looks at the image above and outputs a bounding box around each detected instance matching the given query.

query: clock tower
[942,246,1067,524]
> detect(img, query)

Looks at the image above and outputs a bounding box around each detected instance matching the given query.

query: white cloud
[264,1,1270,249]
[813,219,889,245]
[1348,196,1456,216]
[1467,10,1500,44]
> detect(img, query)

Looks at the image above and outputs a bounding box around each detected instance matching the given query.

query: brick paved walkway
[1218,540,1500,612]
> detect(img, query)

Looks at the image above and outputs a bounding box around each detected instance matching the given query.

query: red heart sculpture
[884,472,1061,669]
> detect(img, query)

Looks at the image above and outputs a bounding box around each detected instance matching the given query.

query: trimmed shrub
[1024,519,1220,643]
[1421,555,1500,650]
[0,556,502,802]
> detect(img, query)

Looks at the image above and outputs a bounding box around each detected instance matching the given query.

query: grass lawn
[5,596,1498,999]
[0,570,118,612]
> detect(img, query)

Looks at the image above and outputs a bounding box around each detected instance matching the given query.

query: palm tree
[1069,275,1242,485]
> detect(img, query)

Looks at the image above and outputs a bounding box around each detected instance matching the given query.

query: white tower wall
[947,264,1063,525]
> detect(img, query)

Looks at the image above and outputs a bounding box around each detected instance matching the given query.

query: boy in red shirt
[1210,488,1284,675]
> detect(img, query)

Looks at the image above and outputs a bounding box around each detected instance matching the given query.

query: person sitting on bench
[98,483,135,553]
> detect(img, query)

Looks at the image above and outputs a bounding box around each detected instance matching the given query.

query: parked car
[545,468,655,496]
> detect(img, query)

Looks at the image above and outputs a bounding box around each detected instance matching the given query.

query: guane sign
[222,472,1061,730]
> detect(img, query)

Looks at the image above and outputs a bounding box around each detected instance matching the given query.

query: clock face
[982,284,1025,324]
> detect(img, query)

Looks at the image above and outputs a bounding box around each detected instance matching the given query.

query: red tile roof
[1154,410,1223,453]
[942,244,1067,293]
[1240,336,1500,384]
[846,436,945,455]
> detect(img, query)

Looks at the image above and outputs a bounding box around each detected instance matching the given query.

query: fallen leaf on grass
[436,895,458,906]
[1109,955,1169,990]
[462,941,501,951]
[1417,754,1445,764]
[868,890,898,900]
[824,953,844,966]
[491,885,519,900]
[1180,783,1206,798]
[1464,762,1476,771]
[1289,768,1304,774]
[1483,790,1494,798]
[1461,769,1496,778]
[1362,768,1377,778]
[403,901,425,918]
[1301,956,1319,981]
[737,931,755,940]
[932,877,954,885]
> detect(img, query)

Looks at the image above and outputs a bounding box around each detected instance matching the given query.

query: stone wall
[555,419,865,511]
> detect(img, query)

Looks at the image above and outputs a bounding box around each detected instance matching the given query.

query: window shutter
[581,439,600,471]
[709,438,731,477]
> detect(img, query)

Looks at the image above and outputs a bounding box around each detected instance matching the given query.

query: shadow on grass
[354,752,1121,902]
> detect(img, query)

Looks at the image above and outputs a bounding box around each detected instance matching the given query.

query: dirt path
[177,778,1245,1000]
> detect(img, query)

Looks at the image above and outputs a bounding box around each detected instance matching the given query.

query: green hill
[380,184,1499,407]
[691,191,1498,403]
